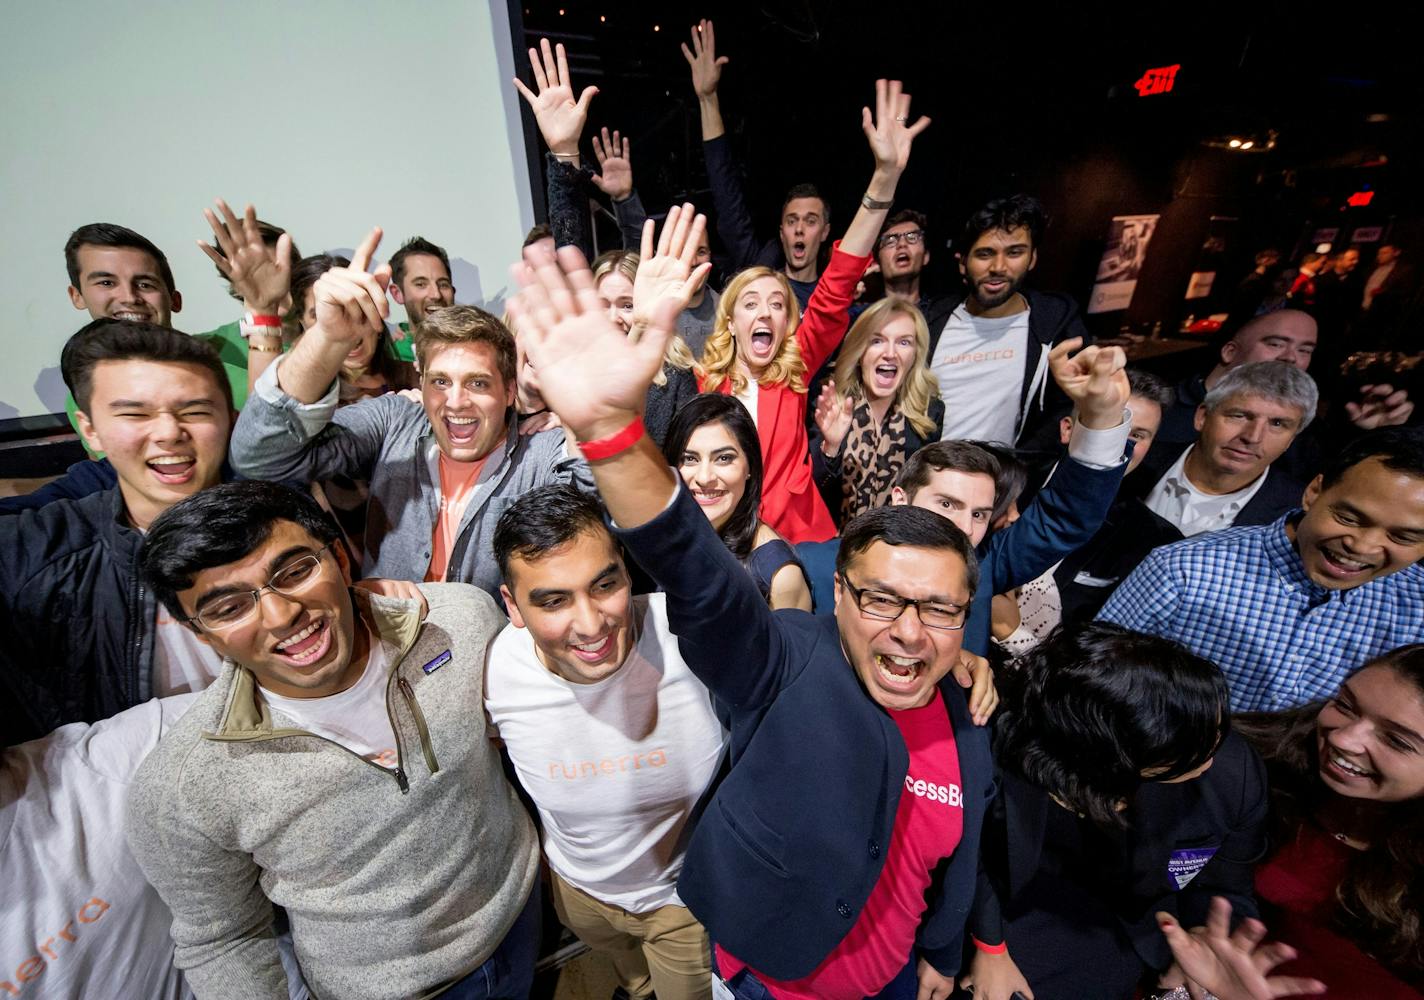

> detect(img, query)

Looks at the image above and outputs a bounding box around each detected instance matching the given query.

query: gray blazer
[231,361,591,596]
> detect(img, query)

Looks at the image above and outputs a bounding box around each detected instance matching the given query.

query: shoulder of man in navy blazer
[610,483,995,981]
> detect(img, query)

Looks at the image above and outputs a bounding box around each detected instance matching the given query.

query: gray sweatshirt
[229,360,591,596]
[126,585,539,1000]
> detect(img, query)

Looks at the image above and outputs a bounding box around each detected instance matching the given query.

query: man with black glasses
[127,480,541,1000]
[505,226,997,1000]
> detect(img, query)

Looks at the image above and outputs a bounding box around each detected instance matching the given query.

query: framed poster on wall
[1087,214,1161,314]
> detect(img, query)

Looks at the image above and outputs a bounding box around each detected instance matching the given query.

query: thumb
[952,657,973,689]
[716,56,730,67]
[372,262,392,293]
[575,85,599,116]
[275,233,292,276]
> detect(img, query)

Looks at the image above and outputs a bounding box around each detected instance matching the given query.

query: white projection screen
[0,0,533,421]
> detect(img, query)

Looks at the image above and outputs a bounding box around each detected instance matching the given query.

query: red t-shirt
[1256,823,1423,999]
[716,689,964,999]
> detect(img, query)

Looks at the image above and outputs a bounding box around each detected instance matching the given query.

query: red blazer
[701,244,868,543]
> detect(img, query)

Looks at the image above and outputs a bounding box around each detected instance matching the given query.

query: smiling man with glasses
[126,480,541,1000]
[504,238,1000,1000]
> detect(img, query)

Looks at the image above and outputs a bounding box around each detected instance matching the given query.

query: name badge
[1167,846,1219,889]
[422,650,452,675]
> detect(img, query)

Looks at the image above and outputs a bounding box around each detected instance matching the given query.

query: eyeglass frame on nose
[878,229,925,250]
[838,574,967,630]
[186,542,337,631]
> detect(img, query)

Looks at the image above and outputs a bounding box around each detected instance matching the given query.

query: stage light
[1240,140,1254,150]
[1227,139,1242,148]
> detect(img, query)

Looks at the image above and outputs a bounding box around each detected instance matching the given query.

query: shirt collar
[1264,510,1329,598]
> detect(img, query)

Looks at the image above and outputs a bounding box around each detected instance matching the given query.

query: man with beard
[928,195,1089,446]
[388,236,456,362]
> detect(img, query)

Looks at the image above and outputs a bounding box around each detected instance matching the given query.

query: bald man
[1159,310,1413,479]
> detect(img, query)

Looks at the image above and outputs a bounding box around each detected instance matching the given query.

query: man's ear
[1027,248,1038,272]
[500,584,527,629]
[170,290,183,315]
[832,572,843,614]
[1220,339,1240,367]
[922,248,931,269]
[68,285,88,311]
[75,410,104,455]
[332,539,354,587]
[1300,474,1323,512]
[956,253,966,278]
[390,283,406,306]
[890,485,908,506]
[1193,405,1207,433]
[1058,415,1073,445]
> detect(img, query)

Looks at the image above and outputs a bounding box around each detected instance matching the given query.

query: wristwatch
[861,193,893,211]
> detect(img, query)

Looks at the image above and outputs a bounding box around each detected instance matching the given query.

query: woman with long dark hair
[1236,645,1424,996]
[662,394,811,610]
[965,622,1269,1000]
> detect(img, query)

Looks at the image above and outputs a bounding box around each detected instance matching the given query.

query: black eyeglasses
[187,543,335,631]
[839,575,967,630]
[878,230,925,249]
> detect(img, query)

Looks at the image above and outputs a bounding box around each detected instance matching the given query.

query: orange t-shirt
[425,453,488,582]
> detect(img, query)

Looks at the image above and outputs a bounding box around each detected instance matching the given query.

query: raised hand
[1345,383,1414,429]
[814,380,855,456]
[311,228,391,349]
[861,78,931,180]
[1048,336,1130,430]
[591,127,633,201]
[633,202,713,333]
[198,199,291,314]
[508,243,682,442]
[680,19,728,98]
[512,38,597,159]
[1158,898,1326,1000]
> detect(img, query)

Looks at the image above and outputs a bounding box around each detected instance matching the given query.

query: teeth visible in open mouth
[277,623,323,655]
[448,416,477,425]
[1324,548,1369,570]
[875,654,922,683]
[571,638,608,652]
[149,455,194,466]
[1329,752,1370,777]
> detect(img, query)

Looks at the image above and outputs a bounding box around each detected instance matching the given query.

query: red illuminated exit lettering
[1134,64,1180,97]
[1347,191,1375,207]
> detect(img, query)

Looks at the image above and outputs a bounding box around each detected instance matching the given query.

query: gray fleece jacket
[230,360,591,596]
[126,585,539,1000]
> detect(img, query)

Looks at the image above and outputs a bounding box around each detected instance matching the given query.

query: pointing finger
[350,227,383,273]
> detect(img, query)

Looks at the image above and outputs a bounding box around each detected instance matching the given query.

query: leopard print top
[839,400,909,523]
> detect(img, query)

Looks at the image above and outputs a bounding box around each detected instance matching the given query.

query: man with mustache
[927,194,1090,447]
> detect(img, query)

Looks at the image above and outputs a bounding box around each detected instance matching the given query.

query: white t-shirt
[152,604,225,698]
[734,377,759,426]
[0,697,307,1000]
[1144,445,1268,537]
[931,304,1032,443]
[484,594,728,913]
[260,636,398,767]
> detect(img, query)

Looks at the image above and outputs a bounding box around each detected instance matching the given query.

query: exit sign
[1134,64,1180,97]
[1347,190,1375,207]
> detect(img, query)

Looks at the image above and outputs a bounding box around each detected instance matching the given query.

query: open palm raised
[509,243,683,443]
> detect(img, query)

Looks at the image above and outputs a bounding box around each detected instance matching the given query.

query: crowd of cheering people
[5,18,1424,1000]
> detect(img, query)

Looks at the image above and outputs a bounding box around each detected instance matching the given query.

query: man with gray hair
[1141,360,1315,537]
[1054,362,1313,622]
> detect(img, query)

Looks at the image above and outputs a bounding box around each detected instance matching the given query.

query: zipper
[399,677,441,776]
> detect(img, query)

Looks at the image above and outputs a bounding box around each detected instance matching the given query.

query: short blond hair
[592,250,695,385]
[698,266,805,395]
[413,305,516,386]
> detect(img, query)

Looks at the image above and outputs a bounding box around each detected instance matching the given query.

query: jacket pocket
[716,798,791,878]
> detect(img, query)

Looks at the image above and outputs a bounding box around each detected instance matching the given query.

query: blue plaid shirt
[1098,511,1424,711]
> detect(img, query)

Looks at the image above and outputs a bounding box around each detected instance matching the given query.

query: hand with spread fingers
[1048,336,1131,430]
[508,243,682,444]
[861,77,932,182]
[513,38,598,162]
[1158,897,1326,1000]
[632,203,713,335]
[198,199,292,315]
[680,18,728,99]
[591,127,634,201]
[310,228,391,351]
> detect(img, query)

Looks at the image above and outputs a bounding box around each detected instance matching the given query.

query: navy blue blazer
[972,729,1268,974]
[614,485,994,979]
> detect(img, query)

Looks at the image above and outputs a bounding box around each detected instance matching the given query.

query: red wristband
[578,416,645,461]
[242,312,283,327]
[971,936,1008,955]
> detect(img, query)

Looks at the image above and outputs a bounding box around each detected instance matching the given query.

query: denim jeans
[440,881,543,1000]
[719,957,917,1000]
